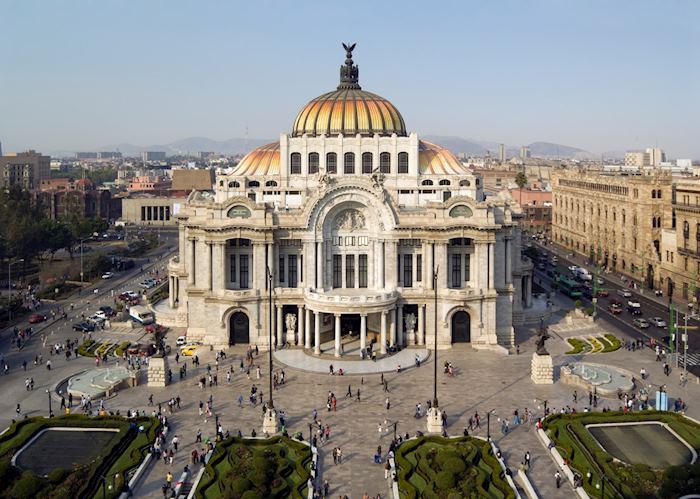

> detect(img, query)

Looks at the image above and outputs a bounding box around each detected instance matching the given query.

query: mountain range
[49,136,606,159]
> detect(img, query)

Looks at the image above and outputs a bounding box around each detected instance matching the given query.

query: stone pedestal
[286,330,296,346]
[148,356,170,387]
[426,407,444,434]
[262,408,279,435]
[531,353,554,384]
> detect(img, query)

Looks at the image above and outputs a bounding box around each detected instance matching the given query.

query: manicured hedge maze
[395,435,515,499]
[195,436,312,499]
[544,411,700,498]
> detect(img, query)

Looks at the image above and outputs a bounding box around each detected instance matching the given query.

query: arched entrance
[229,312,249,345]
[451,311,471,343]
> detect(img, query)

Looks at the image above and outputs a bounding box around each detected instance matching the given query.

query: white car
[101,272,114,279]
[596,277,604,285]
[87,314,106,324]
[617,289,632,298]
[568,265,578,272]
[176,336,187,346]
[649,317,667,328]
[94,310,107,320]
[124,291,139,299]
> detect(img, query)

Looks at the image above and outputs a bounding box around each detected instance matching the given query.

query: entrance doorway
[341,314,360,337]
[229,312,249,345]
[451,311,471,343]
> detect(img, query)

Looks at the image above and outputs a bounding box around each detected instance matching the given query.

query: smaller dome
[230,142,280,176]
[418,141,470,175]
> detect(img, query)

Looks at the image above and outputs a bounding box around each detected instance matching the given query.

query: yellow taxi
[180,345,198,356]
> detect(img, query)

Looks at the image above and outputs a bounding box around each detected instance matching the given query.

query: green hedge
[602,334,621,352]
[566,338,589,355]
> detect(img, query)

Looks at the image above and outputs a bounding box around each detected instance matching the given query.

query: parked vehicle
[633,318,650,329]
[176,336,187,346]
[99,306,115,316]
[87,314,106,324]
[28,314,47,324]
[129,305,155,325]
[72,322,96,332]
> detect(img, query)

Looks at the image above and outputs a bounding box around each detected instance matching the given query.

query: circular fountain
[561,361,635,396]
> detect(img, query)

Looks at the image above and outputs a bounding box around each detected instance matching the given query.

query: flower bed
[543,411,700,498]
[566,335,621,355]
[395,435,515,499]
[195,436,312,499]
[0,414,159,499]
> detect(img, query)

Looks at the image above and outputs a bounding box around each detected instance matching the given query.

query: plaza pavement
[2,293,700,498]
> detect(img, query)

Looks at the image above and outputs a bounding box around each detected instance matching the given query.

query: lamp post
[393,421,398,442]
[7,259,24,323]
[79,234,98,288]
[308,423,312,443]
[486,410,495,441]
[432,266,439,409]
[267,266,274,411]
[45,388,52,417]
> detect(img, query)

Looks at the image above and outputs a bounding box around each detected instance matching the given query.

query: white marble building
[166,46,532,354]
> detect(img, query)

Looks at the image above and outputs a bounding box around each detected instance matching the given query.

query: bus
[557,276,583,298]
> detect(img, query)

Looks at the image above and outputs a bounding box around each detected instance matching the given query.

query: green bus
[557,276,583,298]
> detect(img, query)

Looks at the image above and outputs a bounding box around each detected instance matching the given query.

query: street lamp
[534,398,548,417]
[432,267,439,409]
[486,410,496,441]
[79,232,99,289]
[393,421,398,441]
[308,423,312,443]
[266,266,274,411]
[45,388,53,417]
[7,259,24,323]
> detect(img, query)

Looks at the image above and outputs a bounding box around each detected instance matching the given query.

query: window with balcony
[403,254,413,288]
[288,255,298,288]
[333,255,342,288]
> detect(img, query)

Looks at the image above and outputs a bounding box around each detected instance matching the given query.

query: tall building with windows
[167,46,531,352]
[552,169,672,287]
[0,150,50,190]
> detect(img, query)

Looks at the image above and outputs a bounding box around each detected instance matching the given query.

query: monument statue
[535,321,551,356]
[285,313,297,335]
[404,313,417,335]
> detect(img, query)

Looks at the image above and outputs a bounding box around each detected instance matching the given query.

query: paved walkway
[274,344,429,375]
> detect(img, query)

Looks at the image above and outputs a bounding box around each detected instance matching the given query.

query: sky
[1,0,699,158]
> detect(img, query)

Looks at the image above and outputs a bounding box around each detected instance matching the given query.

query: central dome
[292,43,407,138]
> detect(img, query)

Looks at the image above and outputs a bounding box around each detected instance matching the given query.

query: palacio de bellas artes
[165,44,533,356]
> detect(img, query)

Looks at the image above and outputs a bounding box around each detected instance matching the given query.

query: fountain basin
[561,362,635,396]
[67,366,135,398]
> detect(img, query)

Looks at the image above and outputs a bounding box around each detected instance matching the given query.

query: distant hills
[50,135,602,159]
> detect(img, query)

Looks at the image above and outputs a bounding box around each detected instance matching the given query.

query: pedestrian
[524,451,531,469]
[195,429,202,443]
[555,471,562,489]
[384,460,391,479]
[573,390,578,404]
[172,435,179,452]
[346,385,352,398]
[385,398,390,410]
[356,389,361,402]
[337,447,342,464]
[323,479,329,497]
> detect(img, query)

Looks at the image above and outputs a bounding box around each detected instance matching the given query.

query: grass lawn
[395,435,515,499]
[195,436,312,499]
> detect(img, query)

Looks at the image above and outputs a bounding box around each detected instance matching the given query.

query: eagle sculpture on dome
[342,42,356,57]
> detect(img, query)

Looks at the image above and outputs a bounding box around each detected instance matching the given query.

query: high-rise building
[624,148,666,167]
[97,151,122,159]
[0,150,51,190]
[499,143,506,163]
[76,152,99,159]
[142,151,167,162]
[520,146,530,159]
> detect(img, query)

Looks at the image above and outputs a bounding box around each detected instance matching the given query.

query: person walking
[555,471,562,489]
[524,451,531,470]
[346,385,352,398]
[385,398,390,410]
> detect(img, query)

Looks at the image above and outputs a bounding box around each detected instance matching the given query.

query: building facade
[119,190,189,226]
[552,169,672,287]
[659,179,700,302]
[0,150,50,190]
[167,46,531,352]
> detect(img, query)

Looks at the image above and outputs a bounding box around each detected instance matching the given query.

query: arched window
[219,180,224,187]
[343,152,355,174]
[459,179,471,187]
[398,152,409,173]
[622,209,626,224]
[684,221,690,236]
[326,153,337,174]
[228,181,239,188]
[308,153,319,174]
[362,152,373,174]
[439,179,451,186]
[290,153,301,174]
[421,180,433,186]
[265,180,278,187]
[652,190,657,199]
[248,180,260,188]
[380,152,391,173]
[657,189,662,199]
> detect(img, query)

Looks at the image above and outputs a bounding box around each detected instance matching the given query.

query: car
[568,265,579,272]
[123,291,139,299]
[93,310,107,320]
[28,314,47,324]
[99,306,115,316]
[633,318,650,329]
[101,272,114,279]
[72,322,96,332]
[617,289,632,298]
[608,301,623,314]
[649,317,667,328]
[551,256,558,263]
[627,305,642,315]
[596,290,609,297]
[87,314,106,324]
[596,277,604,285]
[176,336,187,346]
[180,345,197,356]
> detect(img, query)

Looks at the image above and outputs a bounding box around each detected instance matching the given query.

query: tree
[39,219,74,261]
[514,171,527,205]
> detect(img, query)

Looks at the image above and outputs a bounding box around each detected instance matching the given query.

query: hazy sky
[2,0,699,158]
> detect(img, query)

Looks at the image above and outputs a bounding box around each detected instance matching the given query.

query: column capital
[334,313,342,318]
[360,313,368,317]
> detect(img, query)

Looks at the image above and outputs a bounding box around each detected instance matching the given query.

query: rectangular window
[333,254,342,288]
[239,255,249,289]
[451,254,461,288]
[359,254,368,288]
[279,256,285,283]
[416,254,422,282]
[346,254,355,288]
[403,254,413,288]
[288,255,298,288]
[141,206,146,221]
[230,254,236,282]
[299,255,303,283]
[464,254,470,282]
[165,206,171,220]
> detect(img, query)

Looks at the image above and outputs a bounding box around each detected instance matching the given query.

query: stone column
[377,240,385,289]
[218,243,227,291]
[187,238,196,285]
[297,305,304,346]
[526,276,533,307]
[306,242,316,289]
[169,277,175,307]
[276,305,283,347]
[435,242,448,289]
[360,313,367,356]
[380,311,387,354]
[334,314,341,357]
[316,241,323,290]
[418,304,425,345]
[202,240,212,291]
[488,242,495,290]
[389,309,396,346]
[314,311,321,355]
[387,241,398,288]
[397,305,404,346]
[304,308,312,349]
[253,242,265,290]
[425,241,434,289]
[505,237,512,285]
[474,242,484,291]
